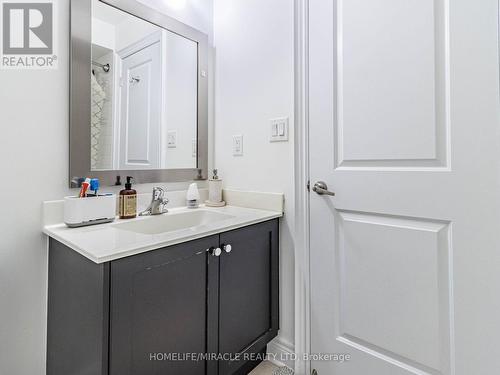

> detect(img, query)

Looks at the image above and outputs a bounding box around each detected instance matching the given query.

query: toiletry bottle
[206,169,225,207]
[119,176,137,219]
[186,183,200,208]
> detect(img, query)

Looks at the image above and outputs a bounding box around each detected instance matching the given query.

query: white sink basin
[113,209,235,235]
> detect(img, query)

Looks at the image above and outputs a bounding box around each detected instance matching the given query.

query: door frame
[293,0,311,374]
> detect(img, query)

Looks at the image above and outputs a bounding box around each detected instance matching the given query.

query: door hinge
[307,180,310,192]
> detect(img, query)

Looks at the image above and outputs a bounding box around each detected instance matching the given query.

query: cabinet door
[218,220,279,374]
[109,235,219,375]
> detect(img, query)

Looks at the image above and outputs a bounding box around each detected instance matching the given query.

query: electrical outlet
[233,135,243,156]
[270,117,289,142]
[167,131,177,148]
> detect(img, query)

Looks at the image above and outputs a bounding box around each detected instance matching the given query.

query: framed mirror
[70,0,208,187]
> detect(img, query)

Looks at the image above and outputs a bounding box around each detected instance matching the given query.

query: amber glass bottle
[119,176,137,219]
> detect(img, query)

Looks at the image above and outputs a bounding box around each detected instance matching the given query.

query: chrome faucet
[140,187,169,216]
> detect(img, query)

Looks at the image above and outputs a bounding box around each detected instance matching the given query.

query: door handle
[129,76,141,84]
[312,181,335,196]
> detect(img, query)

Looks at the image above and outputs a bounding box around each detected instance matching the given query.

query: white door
[309,0,500,374]
[119,42,161,170]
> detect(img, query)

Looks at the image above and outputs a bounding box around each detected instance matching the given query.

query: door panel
[218,220,279,375]
[119,42,161,169]
[337,212,451,373]
[337,0,448,168]
[309,0,500,374]
[109,235,219,375]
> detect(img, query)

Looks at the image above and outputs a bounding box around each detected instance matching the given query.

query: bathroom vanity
[56,0,284,372]
[44,203,282,375]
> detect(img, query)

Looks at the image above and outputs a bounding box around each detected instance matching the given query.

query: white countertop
[43,205,282,264]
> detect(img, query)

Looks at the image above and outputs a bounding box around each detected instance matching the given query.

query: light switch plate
[167,130,177,148]
[270,117,289,142]
[233,135,243,156]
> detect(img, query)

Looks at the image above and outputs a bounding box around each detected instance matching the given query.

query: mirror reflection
[91,0,198,171]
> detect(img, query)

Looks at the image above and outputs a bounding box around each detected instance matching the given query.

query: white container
[206,179,226,207]
[64,194,116,227]
[186,183,201,208]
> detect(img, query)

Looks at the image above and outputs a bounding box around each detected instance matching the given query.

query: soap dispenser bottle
[119,176,137,219]
[205,169,226,207]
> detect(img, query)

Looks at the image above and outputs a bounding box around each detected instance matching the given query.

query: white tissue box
[64,194,116,227]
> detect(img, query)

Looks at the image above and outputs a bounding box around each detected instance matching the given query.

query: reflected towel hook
[91,61,110,73]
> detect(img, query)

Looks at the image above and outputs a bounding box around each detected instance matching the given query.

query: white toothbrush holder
[64,194,117,227]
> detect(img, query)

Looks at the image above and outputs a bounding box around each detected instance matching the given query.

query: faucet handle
[155,188,169,214]
[152,187,165,200]
[160,197,170,211]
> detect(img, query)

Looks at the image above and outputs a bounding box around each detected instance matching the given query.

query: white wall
[114,18,158,51]
[92,17,116,50]
[164,32,198,169]
[213,0,295,352]
[0,1,213,374]
[138,0,213,36]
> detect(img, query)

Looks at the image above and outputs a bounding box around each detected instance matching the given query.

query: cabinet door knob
[208,247,222,257]
[223,244,232,253]
[214,248,222,256]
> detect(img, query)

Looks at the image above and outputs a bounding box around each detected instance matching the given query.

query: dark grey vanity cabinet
[47,219,279,375]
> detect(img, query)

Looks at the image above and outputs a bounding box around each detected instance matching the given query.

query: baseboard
[267,338,295,371]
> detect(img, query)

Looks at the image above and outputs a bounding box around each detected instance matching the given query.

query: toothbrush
[79,178,91,198]
[90,178,100,196]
